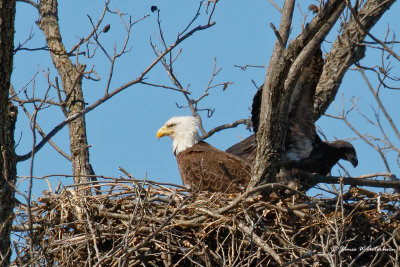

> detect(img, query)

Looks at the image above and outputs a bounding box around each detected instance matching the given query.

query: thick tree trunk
[251,0,395,191]
[38,0,93,188]
[247,0,295,189]
[252,0,345,188]
[0,0,17,265]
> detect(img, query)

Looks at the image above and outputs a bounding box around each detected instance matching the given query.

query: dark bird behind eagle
[226,48,358,190]
[157,116,251,193]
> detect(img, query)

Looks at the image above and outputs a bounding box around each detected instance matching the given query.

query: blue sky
[12,0,400,199]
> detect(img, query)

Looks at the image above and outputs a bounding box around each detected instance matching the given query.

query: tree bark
[314,0,396,119]
[38,0,93,188]
[252,0,345,187]
[0,0,17,265]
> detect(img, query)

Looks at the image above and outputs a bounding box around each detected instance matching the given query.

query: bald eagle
[226,48,358,190]
[157,116,251,192]
[225,134,358,176]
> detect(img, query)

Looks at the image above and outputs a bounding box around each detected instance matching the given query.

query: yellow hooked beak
[157,125,174,139]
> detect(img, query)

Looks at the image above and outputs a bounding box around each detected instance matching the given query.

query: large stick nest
[12,178,400,266]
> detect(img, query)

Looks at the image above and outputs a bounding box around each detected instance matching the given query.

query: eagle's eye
[167,123,176,128]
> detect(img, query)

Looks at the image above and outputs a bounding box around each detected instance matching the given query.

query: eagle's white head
[157,116,200,155]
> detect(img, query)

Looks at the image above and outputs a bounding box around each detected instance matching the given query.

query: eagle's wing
[285,49,324,161]
[231,49,323,164]
[177,141,251,192]
[251,88,262,135]
[225,134,257,164]
[228,48,358,192]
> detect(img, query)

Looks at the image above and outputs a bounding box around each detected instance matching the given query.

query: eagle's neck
[173,131,200,155]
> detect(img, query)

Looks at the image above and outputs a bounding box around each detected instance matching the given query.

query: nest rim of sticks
[12,175,400,267]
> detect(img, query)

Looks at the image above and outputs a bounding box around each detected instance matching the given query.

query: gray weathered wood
[38,0,94,189]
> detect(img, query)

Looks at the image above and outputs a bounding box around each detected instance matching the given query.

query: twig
[10,86,71,161]
[68,0,110,55]
[270,23,285,49]
[234,64,266,71]
[299,170,400,189]
[16,21,216,162]
[268,0,282,13]
[237,222,283,265]
[357,67,400,140]
[123,197,190,259]
[345,0,400,62]
[140,81,190,93]
[16,0,39,9]
[200,119,248,140]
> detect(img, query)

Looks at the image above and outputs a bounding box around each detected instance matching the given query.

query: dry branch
[297,170,400,190]
[16,11,216,164]
[254,0,346,187]
[314,0,395,119]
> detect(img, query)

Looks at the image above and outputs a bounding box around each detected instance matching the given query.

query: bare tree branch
[345,0,400,62]
[357,67,400,140]
[314,0,395,119]
[17,10,216,162]
[298,170,400,190]
[68,0,110,55]
[268,0,282,13]
[16,0,38,9]
[10,85,71,161]
[200,119,249,140]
